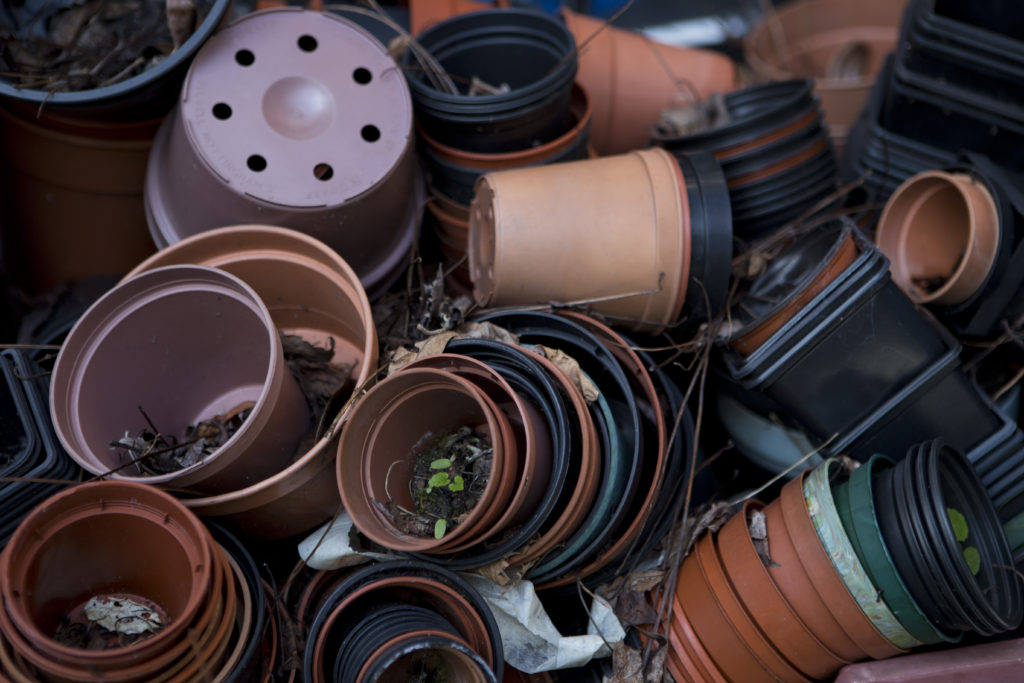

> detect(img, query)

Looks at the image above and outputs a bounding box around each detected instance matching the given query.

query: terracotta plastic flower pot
[145,9,423,299]
[403,354,553,537]
[50,265,310,494]
[337,367,517,552]
[123,225,378,538]
[835,636,1024,682]
[560,8,738,155]
[402,8,577,153]
[832,456,958,645]
[776,471,906,660]
[804,460,923,649]
[744,0,903,140]
[717,500,851,679]
[0,481,215,680]
[876,170,1001,306]
[669,592,728,683]
[470,148,690,333]
[675,532,791,682]
[0,107,159,294]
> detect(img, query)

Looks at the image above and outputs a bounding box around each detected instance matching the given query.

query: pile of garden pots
[1,1,1024,682]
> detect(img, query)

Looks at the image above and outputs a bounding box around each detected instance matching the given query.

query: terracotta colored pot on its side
[470,147,690,333]
[561,9,737,155]
[125,225,379,539]
[50,265,311,495]
[876,171,1000,306]
[337,368,517,553]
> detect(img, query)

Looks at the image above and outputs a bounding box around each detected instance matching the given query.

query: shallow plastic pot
[470,148,690,333]
[50,265,310,494]
[144,9,423,299]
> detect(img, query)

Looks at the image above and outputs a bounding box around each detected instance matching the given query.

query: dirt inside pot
[54,593,167,650]
[0,0,212,93]
[384,426,492,540]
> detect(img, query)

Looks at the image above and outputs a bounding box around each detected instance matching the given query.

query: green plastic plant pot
[804,460,922,649]
[833,456,960,645]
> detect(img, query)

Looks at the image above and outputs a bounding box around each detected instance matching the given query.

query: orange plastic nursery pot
[337,367,518,553]
[0,481,224,681]
[49,265,310,495]
[144,9,423,299]
[876,170,1000,306]
[469,147,690,333]
[123,225,379,539]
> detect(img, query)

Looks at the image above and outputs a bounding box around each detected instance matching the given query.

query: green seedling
[947,507,981,576]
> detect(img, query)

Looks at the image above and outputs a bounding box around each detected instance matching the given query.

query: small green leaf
[963,546,981,575]
[428,472,450,489]
[434,519,447,539]
[430,458,452,470]
[947,507,969,542]
[449,475,464,492]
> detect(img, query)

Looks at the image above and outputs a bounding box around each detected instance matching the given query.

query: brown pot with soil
[50,265,311,495]
[124,225,379,539]
[875,170,1000,306]
[337,367,518,553]
[0,481,234,682]
[469,147,690,333]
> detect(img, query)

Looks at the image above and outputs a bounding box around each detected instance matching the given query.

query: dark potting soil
[54,593,167,650]
[389,649,451,683]
[0,0,212,93]
[384,426,492,540]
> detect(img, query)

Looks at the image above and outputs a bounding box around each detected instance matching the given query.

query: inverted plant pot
[402,8,577,153]
[337,367,517,553]
[50,265,310,494]
[877,170,1000,305]
[470,148,690,333]
[144,9,423,299]
[0,0,231,119]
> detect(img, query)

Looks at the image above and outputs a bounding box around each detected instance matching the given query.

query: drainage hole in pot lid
[298,34,318,52]
[247,155,267,172]
[235,49,254,66]
[362,125,381,142]
[314,164,334,181]
[354,68,372,85]
[212,103,232,120]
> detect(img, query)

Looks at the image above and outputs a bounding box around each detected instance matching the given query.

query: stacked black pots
[303,560,503,683]
[874,440,1022,637]
[718,220,1024,518]
[652,78,838,241]
[0,350,80,547]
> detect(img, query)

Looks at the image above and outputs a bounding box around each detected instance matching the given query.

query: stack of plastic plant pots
[719,219,1024,519]
[0,350,81,547]
[652,79,838,241]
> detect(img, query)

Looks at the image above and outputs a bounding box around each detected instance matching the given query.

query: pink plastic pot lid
[180,8,413,208]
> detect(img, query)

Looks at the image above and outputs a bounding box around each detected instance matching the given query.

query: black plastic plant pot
[915,0,1024,66]
[402,8,577,153]
[874,440,1023,636]
[0,352,40,477]
[207,522,269,683]
[675,151,732,323]
[652,79,817,153]
[409,338,577,570]
[362,634,497,683]
[475,311,644,582]
[0,0,231,120]
[302,560,503,682]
